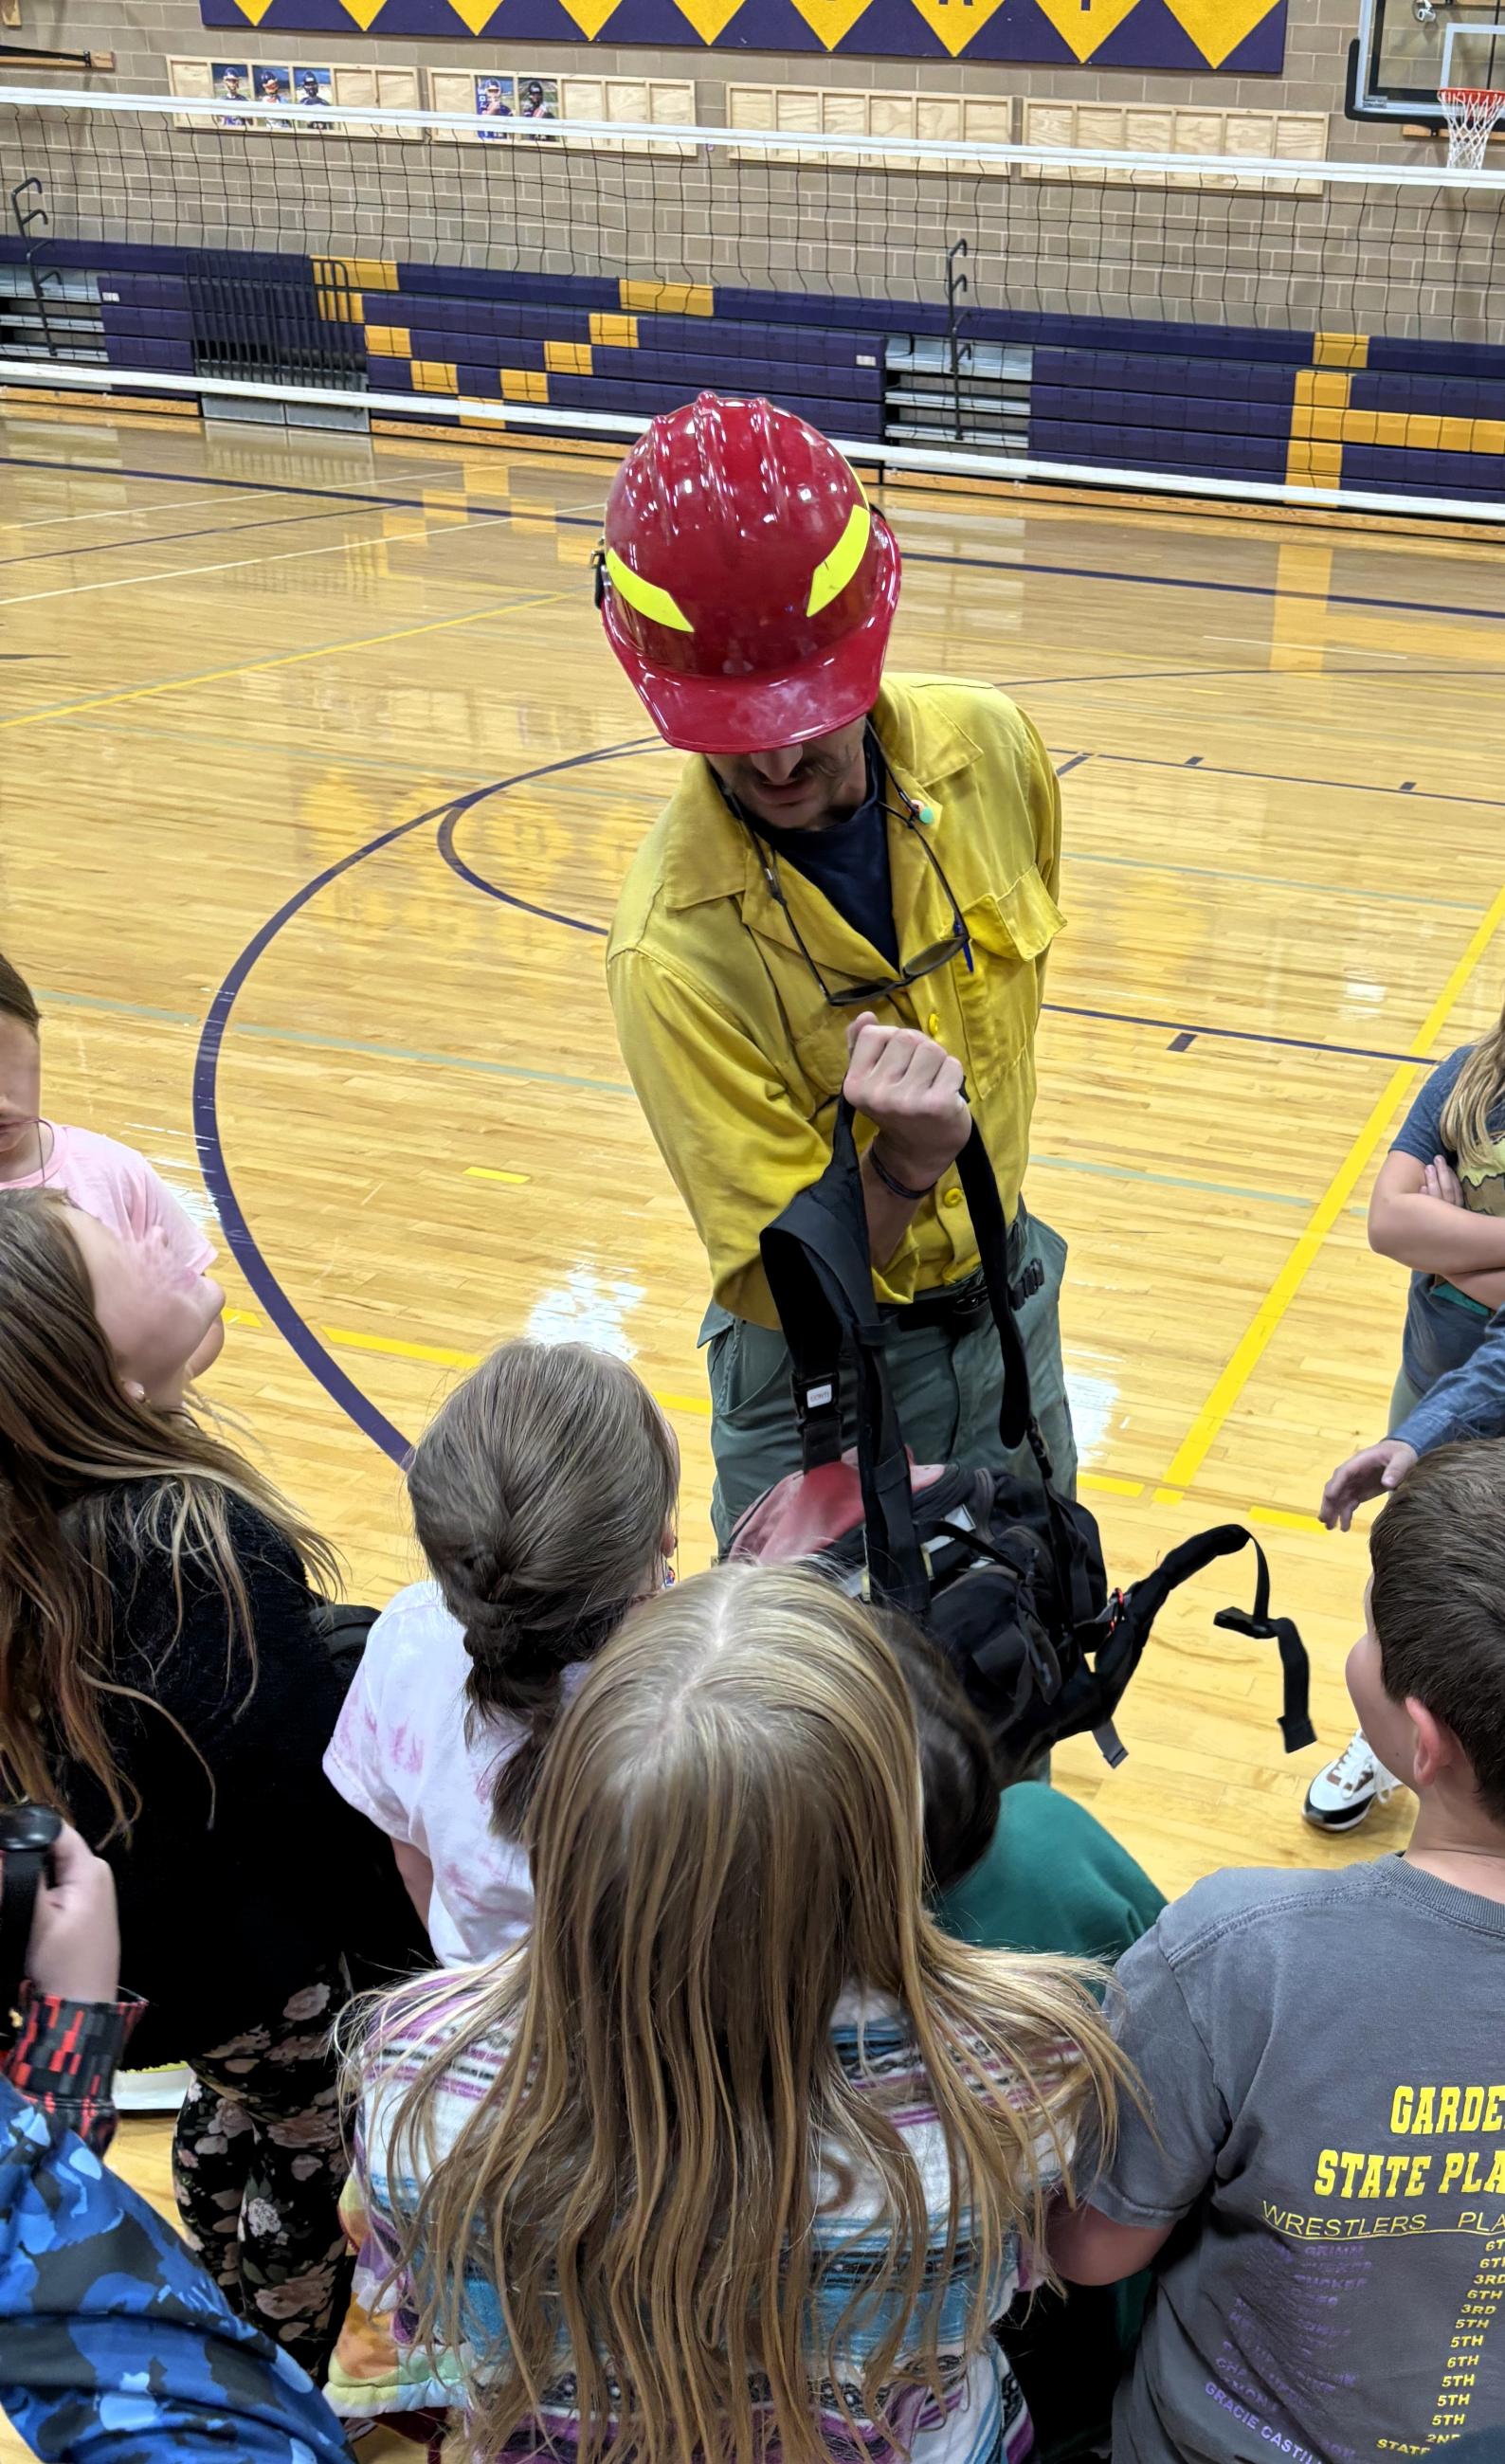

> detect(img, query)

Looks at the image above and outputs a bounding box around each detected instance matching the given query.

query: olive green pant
[704,1208,1076,1551]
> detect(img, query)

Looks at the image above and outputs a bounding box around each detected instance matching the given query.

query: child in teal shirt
[874,1610,1165,1966]
[877,1614,1165,2460]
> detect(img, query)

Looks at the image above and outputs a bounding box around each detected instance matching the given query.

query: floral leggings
[172,1967,353,2382]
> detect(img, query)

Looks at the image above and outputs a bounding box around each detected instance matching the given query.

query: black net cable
[3,100,1503,332]
[4,98,1505,490]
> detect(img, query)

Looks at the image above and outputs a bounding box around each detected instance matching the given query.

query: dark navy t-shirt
[756,745,898,968]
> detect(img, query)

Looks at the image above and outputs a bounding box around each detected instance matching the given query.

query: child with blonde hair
[333,1563,1127,2463]
[1312,990,1505,1829]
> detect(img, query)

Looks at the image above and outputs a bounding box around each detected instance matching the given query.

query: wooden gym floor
[3,406,1504,2418]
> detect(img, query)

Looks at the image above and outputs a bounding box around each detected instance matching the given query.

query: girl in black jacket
[0,1187,415,2377]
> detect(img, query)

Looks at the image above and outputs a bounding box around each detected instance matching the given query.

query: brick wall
[5,0,1488,338]
[8,0,1428,161]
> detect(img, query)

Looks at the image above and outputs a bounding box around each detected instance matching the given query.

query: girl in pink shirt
[0,951,225,1381]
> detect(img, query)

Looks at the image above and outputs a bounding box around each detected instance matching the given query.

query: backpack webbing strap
[950,1123,1101,1634]
[759,1098,1094,1629]
[1126,1525,1316,1754]
[951,1123,1033,1457]
[759,1101,930,1612]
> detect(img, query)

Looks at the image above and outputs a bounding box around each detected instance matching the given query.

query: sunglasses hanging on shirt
[715,729,974,1013]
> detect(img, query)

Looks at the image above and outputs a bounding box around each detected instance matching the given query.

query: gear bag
[727,1098,1315,1773]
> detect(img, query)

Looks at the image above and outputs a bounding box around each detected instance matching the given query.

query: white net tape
[1441,88,1505,173]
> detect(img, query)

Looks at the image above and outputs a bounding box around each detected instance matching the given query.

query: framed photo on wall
[476,74,516,135]
[170,55,424,137]
[254,64,293,126]
[211,59,249,123]
[517,74,559,125]
[430,68,512,138]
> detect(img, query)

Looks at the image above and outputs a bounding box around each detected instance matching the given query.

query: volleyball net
[4,83,1505,518]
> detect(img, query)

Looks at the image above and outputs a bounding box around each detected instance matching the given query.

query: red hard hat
[597,392,900,754]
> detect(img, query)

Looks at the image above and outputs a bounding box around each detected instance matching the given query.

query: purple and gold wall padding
[198,0,1287,76]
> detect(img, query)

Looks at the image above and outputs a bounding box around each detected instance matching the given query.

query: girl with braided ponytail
[324,1340,679,1963]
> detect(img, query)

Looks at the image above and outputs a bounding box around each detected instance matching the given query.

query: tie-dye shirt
[323,1580,586,1967]
[331,1972,1063,2463]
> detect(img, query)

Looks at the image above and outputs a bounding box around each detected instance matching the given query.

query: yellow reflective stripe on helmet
[605,547,693,633]
[806,500,871,618]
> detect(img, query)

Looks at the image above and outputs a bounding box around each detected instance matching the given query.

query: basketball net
[1440,86,1505,171]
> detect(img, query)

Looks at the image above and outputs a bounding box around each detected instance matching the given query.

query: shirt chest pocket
[787,1006,861,1116]
[775,864,1062,1107]
[961,865,1064,1068]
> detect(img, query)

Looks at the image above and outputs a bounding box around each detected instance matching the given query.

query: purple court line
[1006,661,1504,690]
[202,732,1468,1464]
[10,444,1505,629]
[1094,745,1505,815]
[0,498,395,570]
[437,762,1424,1066]
[192,738,650,1466]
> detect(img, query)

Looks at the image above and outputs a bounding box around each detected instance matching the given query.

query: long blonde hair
[0,1187,336,1837]
[359,1563,1127,2464]
[1441,995,1505,1181]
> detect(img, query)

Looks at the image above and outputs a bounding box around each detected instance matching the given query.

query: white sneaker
[114,2062,191,2115]
[1303,1730,1402,1832]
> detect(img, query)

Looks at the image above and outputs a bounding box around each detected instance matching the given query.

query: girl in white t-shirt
[323,1340,679,1962]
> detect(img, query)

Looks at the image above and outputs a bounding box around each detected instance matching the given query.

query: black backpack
[728,1098,1315,1774]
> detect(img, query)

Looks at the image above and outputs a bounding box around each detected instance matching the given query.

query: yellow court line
[321,1322,481,1371]
[227,1307,712,1416]
[224,1304,1342,1517]
[654,1388,712,1418]
[1247,1503,1327,1535]
[1155,877,1505,1505]
[464,1165,531,1186]
[0,588,572,733]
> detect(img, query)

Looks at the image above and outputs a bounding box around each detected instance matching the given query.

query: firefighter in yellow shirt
[601,393,1073,1547]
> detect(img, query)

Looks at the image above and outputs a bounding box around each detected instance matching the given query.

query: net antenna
[1440,21,1505,166]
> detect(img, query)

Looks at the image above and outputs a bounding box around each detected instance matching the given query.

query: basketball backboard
[1349,0,1505,121]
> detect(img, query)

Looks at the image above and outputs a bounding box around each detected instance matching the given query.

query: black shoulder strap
[759,1100,930,1611]
[952,1121,1034,1456]
[949,1123,1105,1627]
[1121,1524,1316,1753]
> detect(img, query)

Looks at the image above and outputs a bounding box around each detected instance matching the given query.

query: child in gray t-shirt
[1051,1440,1505,2463]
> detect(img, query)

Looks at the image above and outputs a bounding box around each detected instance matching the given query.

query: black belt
[882,1205,1040,1331]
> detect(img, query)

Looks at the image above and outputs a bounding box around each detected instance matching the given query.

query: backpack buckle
[1007,1259,1044,1311]
[1085,1585,1126,1640]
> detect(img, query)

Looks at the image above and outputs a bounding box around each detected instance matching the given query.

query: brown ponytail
[405,1340,678,1837]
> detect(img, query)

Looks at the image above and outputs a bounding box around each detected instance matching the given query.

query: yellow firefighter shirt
[607,674,1063,1330]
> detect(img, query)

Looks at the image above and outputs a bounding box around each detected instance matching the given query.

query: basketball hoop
[1439,86,1505,170]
